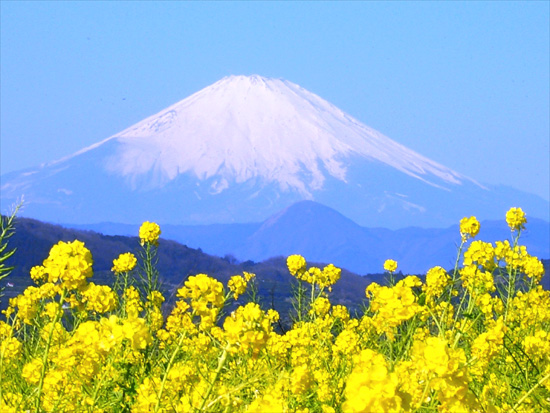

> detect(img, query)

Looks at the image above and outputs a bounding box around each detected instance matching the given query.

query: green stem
[511,371,550,412]
[503,229,522,321]
[295,280,305,323]
[451,288,469,334]
[35,288,67,412]
[198,345,229,412]
[504,270,517,323]
[89,355,115,411]
[154,330,188,413]
[439,239,465,333]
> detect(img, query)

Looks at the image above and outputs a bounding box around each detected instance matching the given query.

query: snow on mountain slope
[1,75,548,227]
[68,75,473,193]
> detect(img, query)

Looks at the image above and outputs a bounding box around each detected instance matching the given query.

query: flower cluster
[33,240,93,290]
[459,216,480,241]
[1,209,548,413]
[138,221,161,245]
[506,207,527,231]
[287,255,341,290]
[423,266,451,303]
[223,302,274,355]
[176,273,224,329]
[111,252,137,273]
[228,273,255,300]
[287,254,307,276]
[81,282,117,313]
[343,349,402,412]
[383,259,398,273]
[366,277,422,339]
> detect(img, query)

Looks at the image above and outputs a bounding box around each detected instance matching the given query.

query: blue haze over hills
[69,200,550,275]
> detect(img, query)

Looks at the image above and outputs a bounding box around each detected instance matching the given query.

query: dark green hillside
[0,217,377,324]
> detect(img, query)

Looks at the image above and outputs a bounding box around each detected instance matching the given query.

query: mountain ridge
[65,200,550,276]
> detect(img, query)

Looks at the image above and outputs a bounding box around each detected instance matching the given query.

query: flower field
[0,208,549,412]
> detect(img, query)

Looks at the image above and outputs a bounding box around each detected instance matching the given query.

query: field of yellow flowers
[0,207,549,412]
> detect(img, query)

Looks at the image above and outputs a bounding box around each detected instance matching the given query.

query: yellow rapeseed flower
[0,336,22,362]
[41,240,93,290]
[459,216,480,241]
[423,266,450,302]
[22,358,43,384]
[506,207,527,231]
[383,259,398,273]
[287,254,307,277]
[81,282,117,313]
[342,349,402,412]
[111,252,137,273]
[311,297,331,317]
[139,221,161,245]
[228,275,247,300]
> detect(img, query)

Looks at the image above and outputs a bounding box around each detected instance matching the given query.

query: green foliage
[0,202,22,304]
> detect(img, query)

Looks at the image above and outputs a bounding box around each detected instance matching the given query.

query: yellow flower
[311,297,331,317]
[228,275,247,300]
[523,330,550,362]
[177,273,224,329]
[287,254,307,276]
[521,255,545,283]
[342,349,402,412]
[396,275,421,288]
[332,305,350,322]
[334,329,359,355]
[367,284,421,338]
[243,271,255,282]
[463,240,496,271]
[460,264,495,295]
[122,317,152,350]
[139,221,161,245]
[41,240,93,290]
[319,263,341,288]
[423,266,450,301]
[290,363,313,395]
[124,286,144,318]
[81,282,117,313]
[383,259,398,273]
[506,207,527,231]
[22,358,43,384]
[147,290,165,308]
[247,386,287,412]
[111,252,137,273]
[30,265,47,283]
[223,302,273,355]
[470,317,506,376]
[0,336,22,362]
[459,216,480,240]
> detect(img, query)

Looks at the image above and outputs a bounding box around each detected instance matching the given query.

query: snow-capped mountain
[1,75,548,227]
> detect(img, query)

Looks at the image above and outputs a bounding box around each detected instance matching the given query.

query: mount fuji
[1,75,548,228]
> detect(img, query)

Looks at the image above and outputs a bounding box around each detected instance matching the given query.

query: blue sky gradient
[1,1,548,201]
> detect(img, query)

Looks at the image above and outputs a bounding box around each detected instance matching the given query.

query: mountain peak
[90,74,472,194]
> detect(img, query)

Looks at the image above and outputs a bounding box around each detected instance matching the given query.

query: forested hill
[1,217,379,320]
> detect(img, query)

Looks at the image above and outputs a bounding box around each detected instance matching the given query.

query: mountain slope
[2,75,548,227]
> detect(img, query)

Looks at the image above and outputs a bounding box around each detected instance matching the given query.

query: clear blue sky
[1,1,549,201]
